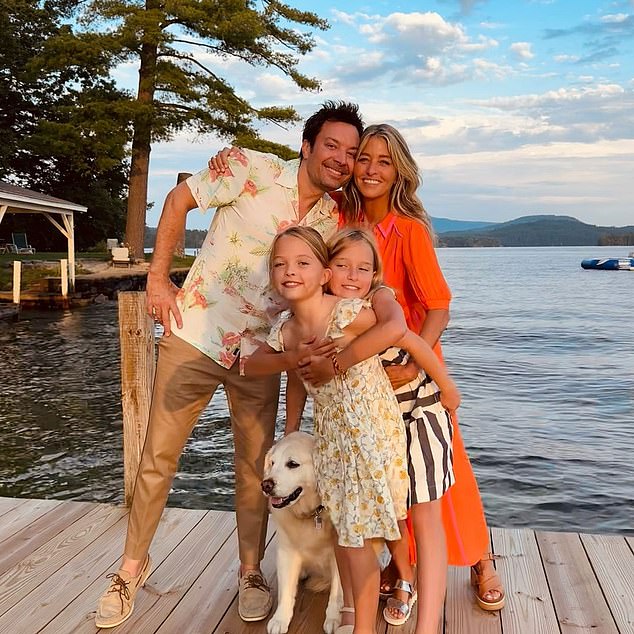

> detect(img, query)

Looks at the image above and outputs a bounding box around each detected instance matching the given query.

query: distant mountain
[145,214,634,249]
[431,217,497,234]
[437,215,634,247]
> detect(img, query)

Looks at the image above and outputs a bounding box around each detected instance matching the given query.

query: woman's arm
[285,372,307,434]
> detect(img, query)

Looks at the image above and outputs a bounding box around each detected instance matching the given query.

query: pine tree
[0,0,130,249]
[74,0,329,260]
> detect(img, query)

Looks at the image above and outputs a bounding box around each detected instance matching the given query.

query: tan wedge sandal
[471,553,505,611]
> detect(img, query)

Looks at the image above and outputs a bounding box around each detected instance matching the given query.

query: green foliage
[0,0,130,249]
[78,0,327,142]
[598,233,634,246]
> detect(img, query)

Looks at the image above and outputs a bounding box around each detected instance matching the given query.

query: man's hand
[384,360,419,390]
[146,272,182,336]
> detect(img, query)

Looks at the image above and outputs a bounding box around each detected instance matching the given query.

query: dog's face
[261,431,316,510]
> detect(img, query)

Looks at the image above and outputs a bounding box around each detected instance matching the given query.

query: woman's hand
[384,360,419,389]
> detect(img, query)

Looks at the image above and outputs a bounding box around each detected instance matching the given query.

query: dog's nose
[261,478,275,495]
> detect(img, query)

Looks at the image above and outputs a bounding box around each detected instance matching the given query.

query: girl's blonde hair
[341,123,435,241]
[327,228,383,294]
[269,225,330,273]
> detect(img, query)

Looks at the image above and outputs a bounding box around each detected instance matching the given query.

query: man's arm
[146,181,198,335]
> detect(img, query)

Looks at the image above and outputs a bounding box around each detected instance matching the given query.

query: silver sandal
[383,578,417,626]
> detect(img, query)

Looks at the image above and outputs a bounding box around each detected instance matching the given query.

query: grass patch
[0,252,193,290]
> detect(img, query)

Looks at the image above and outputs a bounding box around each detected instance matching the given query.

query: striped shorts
[381,347,455,505]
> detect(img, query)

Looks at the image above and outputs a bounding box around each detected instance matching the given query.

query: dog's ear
[264,447,273,474]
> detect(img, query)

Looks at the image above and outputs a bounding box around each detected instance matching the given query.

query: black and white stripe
[381,346,455,505]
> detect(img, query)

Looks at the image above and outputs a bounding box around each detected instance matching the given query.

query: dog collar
[313,504,325,530]
[299,504,325,529]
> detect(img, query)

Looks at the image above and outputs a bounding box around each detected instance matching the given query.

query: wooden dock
[0,497,632,633]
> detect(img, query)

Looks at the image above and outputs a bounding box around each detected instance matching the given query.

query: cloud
[438,0,488,15]
[510,42,535,60]
[328,11,500,87]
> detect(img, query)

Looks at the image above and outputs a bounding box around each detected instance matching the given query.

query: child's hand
[297,354,336,387]
[440,381,461,412]
[294,337,337,369]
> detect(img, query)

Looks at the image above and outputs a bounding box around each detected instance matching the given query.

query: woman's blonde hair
[269,225,330,273]
[327,228,383,294]
[341,123,435,240]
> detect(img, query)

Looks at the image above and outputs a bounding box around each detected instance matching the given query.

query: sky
[122,0,634,230]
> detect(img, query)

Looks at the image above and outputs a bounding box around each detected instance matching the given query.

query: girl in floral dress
[247,225,460,633]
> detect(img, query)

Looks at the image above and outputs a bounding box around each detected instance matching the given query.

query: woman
[333,124,505,616]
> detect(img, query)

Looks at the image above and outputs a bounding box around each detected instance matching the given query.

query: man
[96,101,363,627]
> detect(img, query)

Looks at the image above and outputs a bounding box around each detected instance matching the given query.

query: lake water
[1,246,632,534]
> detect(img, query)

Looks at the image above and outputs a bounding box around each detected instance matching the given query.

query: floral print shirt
[174,148,339,372]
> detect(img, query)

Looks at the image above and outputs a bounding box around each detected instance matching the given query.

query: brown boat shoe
[95,555,152,628]
[238,570,273,622]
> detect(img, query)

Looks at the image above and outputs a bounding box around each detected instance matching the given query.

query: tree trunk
[124,13,159,262]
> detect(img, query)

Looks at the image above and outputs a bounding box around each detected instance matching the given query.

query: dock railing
[117,291,156,505]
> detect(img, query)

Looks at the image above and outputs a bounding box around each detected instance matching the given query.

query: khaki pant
[124,334,280,566]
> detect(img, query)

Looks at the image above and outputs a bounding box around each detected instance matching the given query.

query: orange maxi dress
[340,209,488,566]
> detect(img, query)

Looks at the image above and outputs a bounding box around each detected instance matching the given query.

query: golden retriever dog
[261,431,343,634]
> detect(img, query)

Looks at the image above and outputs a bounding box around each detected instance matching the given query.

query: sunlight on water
[0,246,632,533]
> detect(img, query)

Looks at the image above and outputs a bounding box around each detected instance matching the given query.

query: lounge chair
[111,246,131,268]
[11,233,35,254]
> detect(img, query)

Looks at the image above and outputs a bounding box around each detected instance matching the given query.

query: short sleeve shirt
[174,148,339,371]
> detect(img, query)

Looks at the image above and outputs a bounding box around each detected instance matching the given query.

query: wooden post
[174,172,192,258]
[60,259,68,298]
[12,261,21,305]
[118,291,156,505]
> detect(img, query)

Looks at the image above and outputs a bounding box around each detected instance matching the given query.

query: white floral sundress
[266,298,408,547]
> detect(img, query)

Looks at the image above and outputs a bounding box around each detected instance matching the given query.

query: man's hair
[301,100,364,150]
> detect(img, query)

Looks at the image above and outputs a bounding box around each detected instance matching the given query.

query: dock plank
[0,497,629,634]
[159,520,283,634]
[0,496,28,518]
[580,533,634,634]
[0,498,62,544]
[0,508,129,631]
[114,510,238,634]
[492,527,559,634]
[41,506,208,634]
[0,503,126,618]
[445,565,501,634]
[0,500,94,576]
[537,530,618,633]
